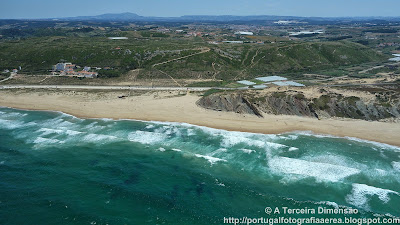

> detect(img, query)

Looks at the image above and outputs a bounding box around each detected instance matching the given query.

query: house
[64,64,76,72]
[77,70,98,78]
[54,62,72,72]
[52,62,98,78]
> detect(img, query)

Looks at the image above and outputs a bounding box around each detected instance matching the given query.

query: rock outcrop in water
[197,91,400,121]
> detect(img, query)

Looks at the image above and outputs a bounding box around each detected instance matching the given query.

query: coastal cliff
[197,90,400,121]
[196,93,263,117]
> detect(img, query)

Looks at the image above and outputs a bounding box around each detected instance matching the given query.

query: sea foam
[194,154,227,165]
[346,183,399,210]
[268,157,360,182]
[128,131,167,145]
[392,162,400,172]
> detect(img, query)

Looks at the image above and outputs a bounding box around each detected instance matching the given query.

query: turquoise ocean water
[0,107,399,224]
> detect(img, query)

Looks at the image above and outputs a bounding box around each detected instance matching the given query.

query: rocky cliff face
[196,93,263,117]
[261,92,400,120]
[198,91,400,121]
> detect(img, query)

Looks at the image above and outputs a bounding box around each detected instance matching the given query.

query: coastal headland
[1,88,399,147]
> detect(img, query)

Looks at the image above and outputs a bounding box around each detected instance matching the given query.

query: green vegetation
[345,96,361,106]
[140,31,170,38]
[0,34,386,80]
[312,95,332,110]
[294,93,306,100]
[272,92,287,98]
[98,69,122,78]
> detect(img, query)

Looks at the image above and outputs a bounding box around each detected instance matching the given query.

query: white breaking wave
[268,157,360,182]
[33,137,61,144]
[240,148,256,154]
[194,154,227,165]
[0,119,36,130]
[83,133,118,143]
[215,179,225,187]
[37,128,82,136]
[186,128,196,136]
[0,112,28,118]
[157,147,166,152]
[0,119,24,129]
[284,197,341,210]
[38,128,65,135]
[375,169,387,176]
[294,131,400,151]
[145,124,155,129]
[392,162,400,172]
[346,183,400,211]
[65,130,83,136]
[128,131,167,145]
[220,132,265,147]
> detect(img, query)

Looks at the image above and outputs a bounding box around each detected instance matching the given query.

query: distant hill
[59,12,400,23]
[67,12,144,21]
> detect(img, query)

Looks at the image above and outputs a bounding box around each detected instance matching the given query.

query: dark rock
[197,92,400,121]
[196,93,263,117]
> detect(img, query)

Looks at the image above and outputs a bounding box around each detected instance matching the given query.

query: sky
[1,0,399,19]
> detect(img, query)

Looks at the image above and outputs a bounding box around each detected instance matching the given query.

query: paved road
[323,83,397,87]
[1,83,395,91]
[0,84,243,91]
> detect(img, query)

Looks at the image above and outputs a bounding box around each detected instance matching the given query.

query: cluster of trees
[98,69,124,78]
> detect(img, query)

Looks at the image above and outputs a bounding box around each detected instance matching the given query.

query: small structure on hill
[234,31,254,35]
[237,80,256,85]
[52,62,98,78]
[108,37,128,40]
[272,81,305,87]
[255,76,287,82]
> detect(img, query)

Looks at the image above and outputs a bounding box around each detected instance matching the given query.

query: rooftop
[253,84,268,89]
[255,76,287,82]
[272,81,305,87]
[108,37,129,40]
[237,80,256,85]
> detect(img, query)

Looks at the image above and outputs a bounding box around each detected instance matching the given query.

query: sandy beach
[1,89,400,146]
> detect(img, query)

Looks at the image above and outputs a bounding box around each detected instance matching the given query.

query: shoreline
[1,89,400,147]
[1,105,399,150]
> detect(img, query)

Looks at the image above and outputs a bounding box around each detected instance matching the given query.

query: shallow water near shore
[0,107,399,224]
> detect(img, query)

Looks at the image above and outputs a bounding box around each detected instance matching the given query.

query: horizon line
[1,12,400,20]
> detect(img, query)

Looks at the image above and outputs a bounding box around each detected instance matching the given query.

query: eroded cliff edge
[196,88,400,121]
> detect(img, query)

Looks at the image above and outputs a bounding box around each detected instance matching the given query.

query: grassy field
[0,33,388,84]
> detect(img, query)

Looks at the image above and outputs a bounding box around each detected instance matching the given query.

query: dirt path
[0,73,15,83]
[156,70,183,87]
[152,48,210,68]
